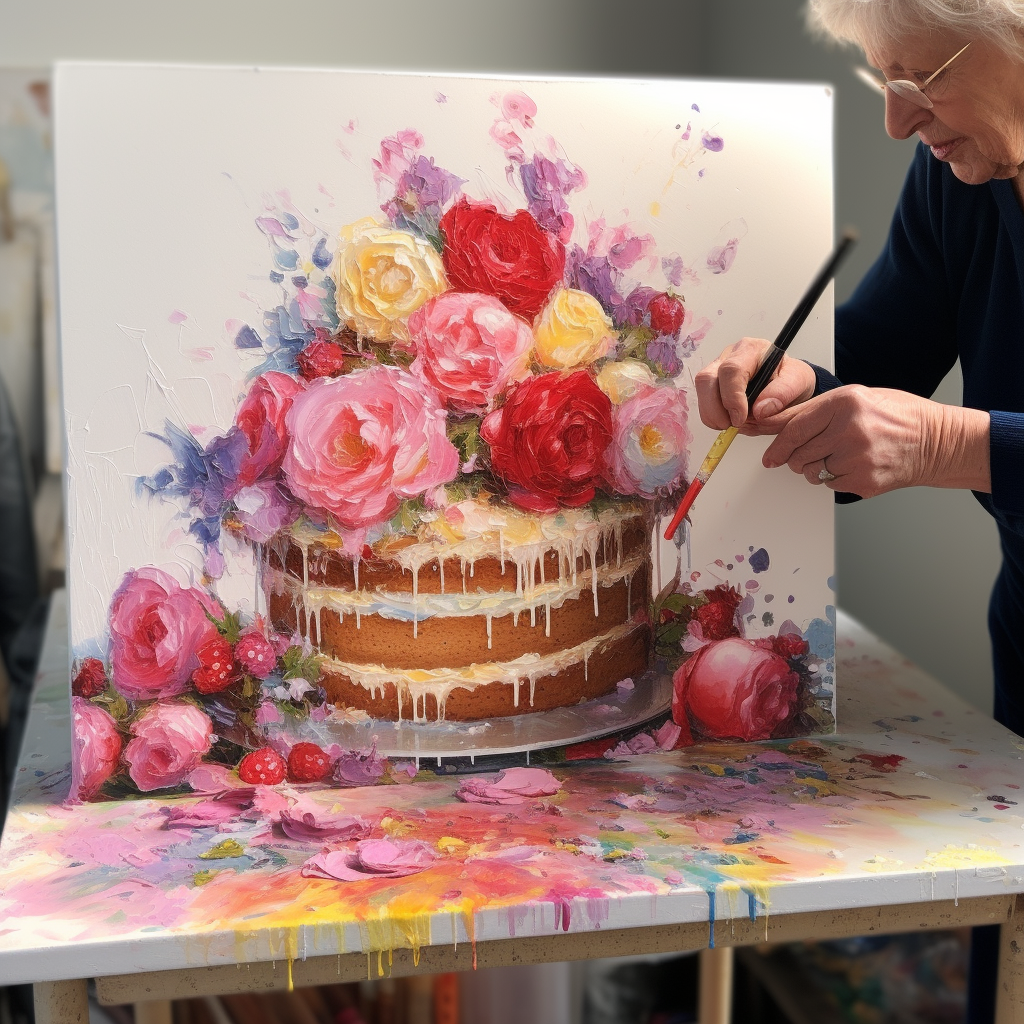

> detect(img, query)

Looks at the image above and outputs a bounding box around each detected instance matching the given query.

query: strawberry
[238,747,286,786]
[235,628,277,679]
[192,636,240,694]
[648,292,686,337]
[287,741,332,783]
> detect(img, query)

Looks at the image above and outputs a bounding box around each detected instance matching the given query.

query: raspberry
[238,747,286,786]
[648,292,686,337]
[72,657,107,698]
[192,636,240,694]
[236,628,277,679]
[287,741,332,783]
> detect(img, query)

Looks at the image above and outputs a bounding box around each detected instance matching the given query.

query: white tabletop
[0,593,1021,985]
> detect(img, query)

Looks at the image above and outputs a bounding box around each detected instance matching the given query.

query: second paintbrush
[663,228,858,541]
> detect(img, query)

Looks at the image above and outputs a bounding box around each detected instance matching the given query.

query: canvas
[56,64,835,804]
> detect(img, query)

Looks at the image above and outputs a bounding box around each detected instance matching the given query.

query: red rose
[296,338,349,381]
[694,584,742,641]
[672,637,799,742]
[481,371,612,512]
[439,198,566,321]
[648,293,686,337]
[72,657,107,698]
[760,631,810,661]
[233,371,304,489]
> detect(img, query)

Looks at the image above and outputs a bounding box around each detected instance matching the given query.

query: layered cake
[260,500,653,722]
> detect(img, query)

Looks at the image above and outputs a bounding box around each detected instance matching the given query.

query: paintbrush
[663,228,858,541]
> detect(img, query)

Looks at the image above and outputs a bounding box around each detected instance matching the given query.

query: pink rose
[409,293,532,414]
[301,838,437,881]
[109,567,221,701]
[456,767,562,805]
[606,384,691,498]
[124,701,214,792]
[233,371,304,489]
[71,697,122,801]
[672,637,799,742]
[282,365,459,530]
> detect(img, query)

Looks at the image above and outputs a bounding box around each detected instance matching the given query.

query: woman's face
[865,33,1024,184]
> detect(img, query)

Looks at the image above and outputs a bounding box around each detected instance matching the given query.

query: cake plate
[274,667,674,762]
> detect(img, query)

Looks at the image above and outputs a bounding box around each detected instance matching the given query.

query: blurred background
[0,0,998,714]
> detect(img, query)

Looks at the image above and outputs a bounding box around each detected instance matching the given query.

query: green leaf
[281,646,323,684]
[203,606,241,644]
[448,417,484,464]
[390,497,427,534]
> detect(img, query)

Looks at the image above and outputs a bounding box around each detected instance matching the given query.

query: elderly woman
[695,2,1024,1019]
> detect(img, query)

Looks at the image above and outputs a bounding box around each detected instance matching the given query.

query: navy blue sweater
[817,142,1024,734]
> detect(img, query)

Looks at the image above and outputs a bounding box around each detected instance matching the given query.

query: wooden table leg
[33,980,89,1024]
[135,1000,174,1024]
[698,947,734,1024]
[997,894,1024,1024]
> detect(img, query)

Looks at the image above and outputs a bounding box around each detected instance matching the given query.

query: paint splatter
[749,548,770,573]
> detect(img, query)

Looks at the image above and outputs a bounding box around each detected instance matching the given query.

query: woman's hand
[759,385,992,497]
[694,337,817,432]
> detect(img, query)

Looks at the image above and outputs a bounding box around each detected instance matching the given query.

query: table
[1,594,1022,1024]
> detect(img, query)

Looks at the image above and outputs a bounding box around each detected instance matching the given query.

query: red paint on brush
[664,478,703,540]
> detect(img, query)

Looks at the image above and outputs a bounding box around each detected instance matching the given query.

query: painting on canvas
[55,64,835,802]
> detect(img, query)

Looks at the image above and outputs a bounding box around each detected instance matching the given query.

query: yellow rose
[332,218,448,344]
[596,359,658,404]
[534,288,617,369]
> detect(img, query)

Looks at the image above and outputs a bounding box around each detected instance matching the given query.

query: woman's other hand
[760,385,991,497]
[694,337,817,432]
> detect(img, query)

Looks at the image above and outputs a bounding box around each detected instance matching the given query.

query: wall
[681,0,1000,713]
[0,0,999,710]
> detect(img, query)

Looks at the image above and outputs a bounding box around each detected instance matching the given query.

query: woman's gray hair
[806,0,1024,59]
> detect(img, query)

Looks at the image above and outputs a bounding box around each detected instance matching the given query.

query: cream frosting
[322,619,646,723]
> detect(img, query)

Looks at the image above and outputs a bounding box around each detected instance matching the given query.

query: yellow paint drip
[283,925,299,993]
[650,201,661,217]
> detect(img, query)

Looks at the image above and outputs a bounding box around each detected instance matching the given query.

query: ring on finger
[817,459,836,483]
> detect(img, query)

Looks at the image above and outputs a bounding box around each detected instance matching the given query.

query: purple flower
[617,286,660,329]
[333,744,387,788]
[520,153,587,243]
[374,132,465,239]
[707,238,739,275]
[647,336,683,376]
[566,246,623,317]
[232,480,300,544]
[701,131,725,152]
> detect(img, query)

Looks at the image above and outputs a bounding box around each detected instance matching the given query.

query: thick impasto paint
[0,603,1021,986]
[56,66,835,805]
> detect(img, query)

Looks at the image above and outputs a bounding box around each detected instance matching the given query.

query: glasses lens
[885,80,933,109]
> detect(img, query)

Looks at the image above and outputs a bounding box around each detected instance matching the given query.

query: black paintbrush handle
[744,229,857,405]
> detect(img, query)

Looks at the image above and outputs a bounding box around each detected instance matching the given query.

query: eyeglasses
[855,42,971,109]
